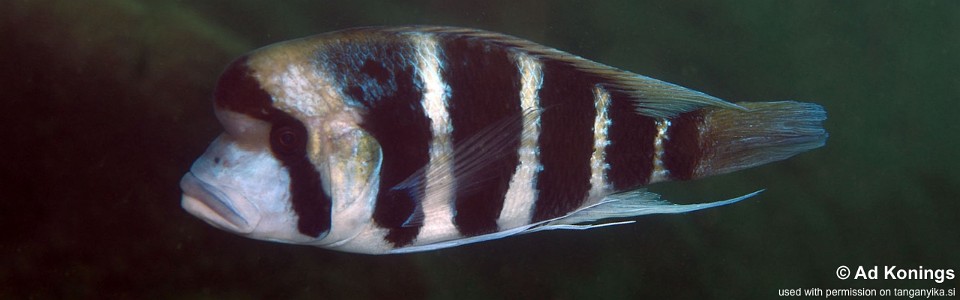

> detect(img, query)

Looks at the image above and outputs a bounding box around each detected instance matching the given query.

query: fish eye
[270,124,306,156]
[279,129,297,146]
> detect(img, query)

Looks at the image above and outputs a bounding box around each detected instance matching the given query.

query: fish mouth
[180,172,253,233]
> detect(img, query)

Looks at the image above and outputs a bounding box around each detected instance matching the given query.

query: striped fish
[180,26,827,254]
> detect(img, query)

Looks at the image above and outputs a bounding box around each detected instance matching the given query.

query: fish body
[180,26,827,254]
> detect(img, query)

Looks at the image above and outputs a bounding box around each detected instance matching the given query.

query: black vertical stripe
[531,61,597,222]
[214,56,332,237]
[662,110,705,181]
[605,90,658,190]
[326,38,428,247]
[268,112,330,237]
[442,36,523,236]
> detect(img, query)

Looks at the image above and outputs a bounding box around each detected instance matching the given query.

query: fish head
[180,128,287,240]
[181,50,382,247]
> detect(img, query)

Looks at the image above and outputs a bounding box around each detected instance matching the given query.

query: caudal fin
[694,101,827,177]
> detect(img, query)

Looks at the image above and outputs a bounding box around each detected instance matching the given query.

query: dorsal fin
[373,26,746,118]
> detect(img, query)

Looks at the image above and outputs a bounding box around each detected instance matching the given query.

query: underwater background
[2,0,958,298]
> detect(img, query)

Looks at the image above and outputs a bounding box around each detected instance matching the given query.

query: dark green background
[3,0,957,298]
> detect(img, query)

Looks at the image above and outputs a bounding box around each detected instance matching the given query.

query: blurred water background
[2,0,958,299]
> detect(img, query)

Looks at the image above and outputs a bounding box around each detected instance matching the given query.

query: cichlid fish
[180,26,827,254]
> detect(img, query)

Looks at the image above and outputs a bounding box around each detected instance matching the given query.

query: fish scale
[180,26,827,254]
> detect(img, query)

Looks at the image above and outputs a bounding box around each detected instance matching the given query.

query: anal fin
[533,189,762,231]
[388,189,759,253]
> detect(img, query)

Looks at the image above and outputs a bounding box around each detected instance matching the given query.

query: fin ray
[397,109,538,227]
[534,189,762,230]
[390,190,760,252]
[695,101,828,177]
[397,26,745,118]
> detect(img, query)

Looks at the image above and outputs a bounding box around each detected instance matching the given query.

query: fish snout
[180,172,256,234]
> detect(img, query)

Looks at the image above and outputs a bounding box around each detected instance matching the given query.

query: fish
[180,26,827,254]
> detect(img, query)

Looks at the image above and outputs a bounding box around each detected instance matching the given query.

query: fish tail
[693,101,828,178]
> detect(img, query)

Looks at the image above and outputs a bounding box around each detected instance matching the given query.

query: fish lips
[180,172,257,234]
